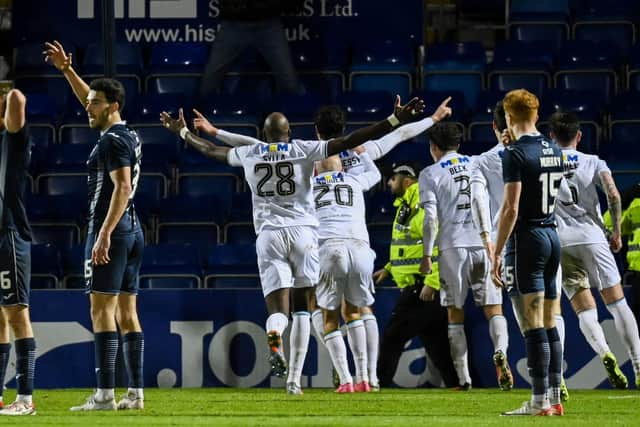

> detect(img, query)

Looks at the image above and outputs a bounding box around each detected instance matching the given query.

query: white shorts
[315,239,376,310]
[561,243,622,300]
[439,247,502,308]
[256,225,319,297]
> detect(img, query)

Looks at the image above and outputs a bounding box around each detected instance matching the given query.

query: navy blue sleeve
[101,135,132,172]
[501,147,522,183]
[4,124,30,149]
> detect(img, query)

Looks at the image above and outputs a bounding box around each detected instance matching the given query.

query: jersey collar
[100,120,127,136]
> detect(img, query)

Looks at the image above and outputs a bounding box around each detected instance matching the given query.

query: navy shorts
[504,226,560,299]
[0,230,31,306]
[85,230,144,295]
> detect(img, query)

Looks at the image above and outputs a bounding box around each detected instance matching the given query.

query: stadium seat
[82,42,144,75]
[196,93,261,124]
[573,21,635,57]
[158,195,228,225]
[465,140,498,156]
[31,223,81,249]
[31,243,61,289]
[268,92,328,122]
[609,120,640,159]
[609,92,640,121]
[146,75,201,96]
[61,244,86,289]
[205,243,258,275]
[509,0,569,21]
[227,192,253,223]
[137,144,176,176]
[335,91,395,122]
[131,93,188,124]
[39,143,91,174]
[468,122,496,145]
[298,73,345,102]
[205,274,260,289]
[23,93,58,125]
[221,74,274,100]
[141,243,202,276]
[27,194,87,224]
[15,42,76,75]
[149,43,209,74]
[29,124,55,146]
[36,173,87,197]
[380,139,432,172]
[488,41,552,94]
[223,222,255,244]
[15,76,72,113]
[157,222,220,245]
[423,42,485,109]
[509,22,569,43]
[289,41,347,100]
[411,90,466,124]
[134,125,181,162]
[140,275,201,289]
[177,173,241,198]
[58,125,99,144]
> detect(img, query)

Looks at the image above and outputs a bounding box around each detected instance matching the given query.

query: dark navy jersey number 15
[502,134,564,227]
[87,123,142,234]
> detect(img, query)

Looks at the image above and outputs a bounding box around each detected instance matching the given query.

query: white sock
[554,314,565,355]
[577,308,610,357]
[347,319,368,384]
[128,387,144,399]
[287,311,311,386]
[324,330,352,385]
[361,313,380,386]
[311,309,325,344]
[448,323,471,385]
[607,298,640,377]
[488,314,509,355]
[16,394,32,405]
[266,312,289,338]
[96,388,114,401]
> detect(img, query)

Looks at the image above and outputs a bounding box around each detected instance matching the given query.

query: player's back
[229,139,328,233]
[420,152,481,250]
[314,171,371,243]
[471,143,505,231]
[87,123,142,234]
[502,134,563,227]
[555,149,609,246]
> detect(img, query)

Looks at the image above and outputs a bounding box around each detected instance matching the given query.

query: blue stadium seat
[36,173,86,197]
[290,40,347,72]
[298,73,345,102]
[411,90,466,123]
[509,22,569,43]
[574,0,640,21]
[149,43,209,74]
[131,93,188,124]
[31,223,80,249]
[140,275,201,289]
[27,194,87,224]
[609,120,640,158]
[609,92,640,120]
[29,124,55,146]
[40,144,92,174]
[61,244,85,289]
[380,139,432,172]
[31,243,61,289]
[157,222,220,245]
[15,43,76,75]
[335,91,394,122]
[137,144,176,176]
[146,75,201,96]
[134,125,181,161]
[205,243,258,275]
[468,123,496,144]
[197,93,261,124]
[15,76,71,113]
[82,43,144,75]
[289,123,317,140]
[141,243,202,275]
[268,92,328,122]
[470,90,506,121]
[221,74,274,100]
[58,125,99,144]
[177,173,240,199]
[205,274,260,289]
[137,172,168,201]
[227,192,253,223]
[23,94,58,125]
[158,195,228,224]
[223,222,255,244]
[573,21,635,57]
[465,140,498,156]
[509,0,569,21]
[488,41,552,94]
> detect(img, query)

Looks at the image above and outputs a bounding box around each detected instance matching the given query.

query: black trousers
[377,283,459,387]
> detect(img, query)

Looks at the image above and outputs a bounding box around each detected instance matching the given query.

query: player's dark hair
[89,78,126,112]
[493,100,507,132]
[427,122,462,152]
[549,111,580,146]
[313,105,346,139]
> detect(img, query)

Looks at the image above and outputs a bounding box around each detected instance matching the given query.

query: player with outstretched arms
[551,111,640,390]
[160,96,425,394]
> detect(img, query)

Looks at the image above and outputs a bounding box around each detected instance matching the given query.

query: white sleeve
[226,145,247,167]
[595,158,612,191]
[351,152,381,190]
[470,163,491,235]
[418,170,438,255]
[297,139,329,161]
[362,117,435,160]
[216,129,263,147]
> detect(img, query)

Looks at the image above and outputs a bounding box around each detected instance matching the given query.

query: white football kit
[470,143,505,240]
[555,149,621,299]
[314,153,380,310]
[228,139,329,297]
[420,151,501,308]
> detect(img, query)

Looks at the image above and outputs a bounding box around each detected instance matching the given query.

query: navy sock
[524,328,550,398]
[15,338,35,396]
[94,332,118,389]
[122,332,144,388]
[0,343,10,398]
[546,327,562,387]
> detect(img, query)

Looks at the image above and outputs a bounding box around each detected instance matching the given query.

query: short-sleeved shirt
[228,139,329,234]
[419,152,482,251]
[470,143,505,234]
[0,126,32,241]
[314,154,380,243]
[502,134,563,228]
[87,123,142,235]
[555,149,611,247]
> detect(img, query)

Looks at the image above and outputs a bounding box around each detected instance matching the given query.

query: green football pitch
[4,388,638,426]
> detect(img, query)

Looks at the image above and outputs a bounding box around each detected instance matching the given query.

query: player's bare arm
[3,89,26,133]
[326,96,425,156]
[44,40,90,105]
[92,166,133,266]
[492,182,522,287]
[600,171,623,252]
[161,108,230,163]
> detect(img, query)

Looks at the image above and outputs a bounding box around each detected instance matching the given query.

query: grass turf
[2,388,638,426]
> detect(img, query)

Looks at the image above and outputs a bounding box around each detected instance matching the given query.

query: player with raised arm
[492,90,564,416]
[0,89,37,416]
[45,41,145,411]
[160,97,425,394]
[313,149,381,393]
[419,123,509,391]
[551,111,640,389]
